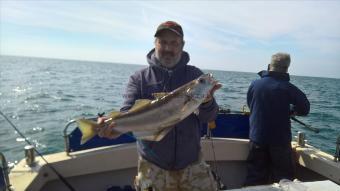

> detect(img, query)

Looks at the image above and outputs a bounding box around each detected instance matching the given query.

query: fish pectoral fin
[133,126,174,142]
[152,92,169,99]
[77,119,99,145]
[129,99,152,112]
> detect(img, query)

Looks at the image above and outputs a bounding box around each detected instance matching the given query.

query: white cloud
[1,1,153,41]
[3,1,339,42]
[1,0,339,78]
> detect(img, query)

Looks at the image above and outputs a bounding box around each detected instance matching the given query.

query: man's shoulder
[186,64,201,71]
[185,65,203,76]
[256,77,300,92]
[285,81,303,93]
[129,66,152,78]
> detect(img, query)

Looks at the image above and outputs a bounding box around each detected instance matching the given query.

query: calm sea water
[1,55,340,164]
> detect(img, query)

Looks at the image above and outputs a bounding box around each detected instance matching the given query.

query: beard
[157,51,181,69]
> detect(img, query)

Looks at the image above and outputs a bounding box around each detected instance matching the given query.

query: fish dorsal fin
[129,99,152,112]
[152,92,169,99]
[108,111,121,119]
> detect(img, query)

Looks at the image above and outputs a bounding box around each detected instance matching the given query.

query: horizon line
[1,53,338,80]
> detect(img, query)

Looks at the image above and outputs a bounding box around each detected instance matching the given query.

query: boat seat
[202,113,249,138]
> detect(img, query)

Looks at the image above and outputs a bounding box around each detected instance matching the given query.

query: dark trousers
[244,141,295,186]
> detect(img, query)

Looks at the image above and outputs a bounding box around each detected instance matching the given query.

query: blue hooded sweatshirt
[120,49,219,170]
[247,71,310,146]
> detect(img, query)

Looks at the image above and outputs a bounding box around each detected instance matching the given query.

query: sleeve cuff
[200,99,214,109]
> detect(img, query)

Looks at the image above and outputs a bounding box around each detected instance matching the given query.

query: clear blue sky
[1,0,339,78]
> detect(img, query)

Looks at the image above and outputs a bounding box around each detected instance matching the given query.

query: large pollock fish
[77,73,218,144]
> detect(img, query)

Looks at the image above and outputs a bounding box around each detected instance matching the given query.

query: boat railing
[63,119,77,155]
[334,135,340,162]
[0,152,11,191]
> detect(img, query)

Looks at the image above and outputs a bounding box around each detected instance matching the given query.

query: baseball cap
[154,21,183,38]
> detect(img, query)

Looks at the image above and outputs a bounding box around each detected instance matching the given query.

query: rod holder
[297,131,305,147]
[24,145,36,167]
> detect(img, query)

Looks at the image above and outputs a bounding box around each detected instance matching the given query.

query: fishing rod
[205,121,227,190]
[291,116,320,133]
[0,110,76,191]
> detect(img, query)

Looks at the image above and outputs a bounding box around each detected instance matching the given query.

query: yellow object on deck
[208,121,216,129]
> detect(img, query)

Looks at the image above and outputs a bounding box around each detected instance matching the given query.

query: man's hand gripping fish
[77,73,219,144]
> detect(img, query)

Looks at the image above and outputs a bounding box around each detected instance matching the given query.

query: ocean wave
[1,55,339,161]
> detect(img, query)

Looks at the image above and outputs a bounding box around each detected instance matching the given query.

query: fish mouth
[198,73,219,87]
[212,79,218,86]
[207,73,218,86]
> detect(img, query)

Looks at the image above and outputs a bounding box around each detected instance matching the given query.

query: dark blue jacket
[121,49,219,170]
[247,71,310,146]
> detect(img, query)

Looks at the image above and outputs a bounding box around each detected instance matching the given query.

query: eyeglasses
[156,40,182,48]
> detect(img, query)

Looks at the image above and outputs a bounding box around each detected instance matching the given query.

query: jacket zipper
[164,70,177,169]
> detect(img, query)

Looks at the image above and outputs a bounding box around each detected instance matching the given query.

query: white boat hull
[7,137,340,191]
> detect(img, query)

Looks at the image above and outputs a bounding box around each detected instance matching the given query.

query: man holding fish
[91,21,221,191]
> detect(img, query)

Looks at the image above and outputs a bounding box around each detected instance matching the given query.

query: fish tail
[77,119,99,145]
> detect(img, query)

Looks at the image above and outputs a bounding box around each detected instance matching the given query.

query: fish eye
[199,78,205,83]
